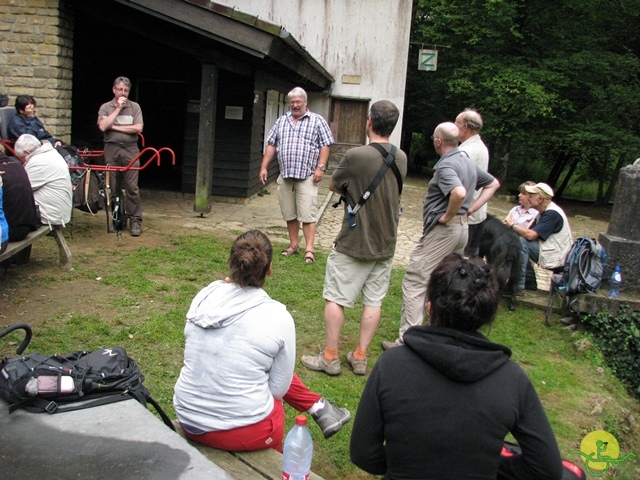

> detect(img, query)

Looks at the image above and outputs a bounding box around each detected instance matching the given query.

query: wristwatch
[317,164,326,171]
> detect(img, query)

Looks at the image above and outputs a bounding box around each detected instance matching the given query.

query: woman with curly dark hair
[350,253,563,479]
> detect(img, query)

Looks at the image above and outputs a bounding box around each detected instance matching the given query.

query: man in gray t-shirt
[382,122,499,349]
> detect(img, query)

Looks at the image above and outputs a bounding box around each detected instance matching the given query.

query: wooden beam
[194,64,218,214]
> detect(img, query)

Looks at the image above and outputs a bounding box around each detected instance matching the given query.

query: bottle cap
[294,415,307,426]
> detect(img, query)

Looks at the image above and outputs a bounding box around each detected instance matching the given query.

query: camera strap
[349,143,401,217]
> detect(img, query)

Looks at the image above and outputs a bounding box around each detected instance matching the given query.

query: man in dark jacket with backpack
[301,100,407,377]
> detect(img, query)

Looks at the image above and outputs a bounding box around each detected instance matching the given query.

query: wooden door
[330,98,369,145]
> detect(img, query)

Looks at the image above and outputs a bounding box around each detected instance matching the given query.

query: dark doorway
[135,80,187,190]
[70,7,202,192]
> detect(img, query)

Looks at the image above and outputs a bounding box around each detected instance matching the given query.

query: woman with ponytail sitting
[174,230,350,452]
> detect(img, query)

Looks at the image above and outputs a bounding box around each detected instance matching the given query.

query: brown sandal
[281,246,299,256]
[304,251,315,264]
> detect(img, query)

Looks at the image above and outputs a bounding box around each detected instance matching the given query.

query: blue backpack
[558,237,607,295]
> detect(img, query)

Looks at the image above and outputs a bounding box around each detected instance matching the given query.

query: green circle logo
[570,430,637,476]
[579,430,620,473]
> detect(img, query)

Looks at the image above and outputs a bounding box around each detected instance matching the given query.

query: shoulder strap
[369,143,403,195]
[10,391,132,414]
[13,391,176,431]
[351,143,401,216]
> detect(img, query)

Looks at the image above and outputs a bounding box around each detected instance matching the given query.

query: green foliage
[581,305,640,398]
[405,0,640,201]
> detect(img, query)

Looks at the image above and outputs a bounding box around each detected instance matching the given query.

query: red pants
[182,373,320,452]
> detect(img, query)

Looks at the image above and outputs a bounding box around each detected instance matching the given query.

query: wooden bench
[0,224,72,270]
[172,420,325,480]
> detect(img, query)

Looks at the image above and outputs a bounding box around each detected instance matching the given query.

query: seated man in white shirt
[14,134,72,227]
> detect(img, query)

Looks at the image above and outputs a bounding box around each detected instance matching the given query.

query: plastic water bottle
[608,266,622,298]
[282,415,313,480]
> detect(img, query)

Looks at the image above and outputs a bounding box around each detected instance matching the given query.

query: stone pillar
[598,162,640,286]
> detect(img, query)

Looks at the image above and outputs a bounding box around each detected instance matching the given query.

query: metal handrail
[68,145,176,173]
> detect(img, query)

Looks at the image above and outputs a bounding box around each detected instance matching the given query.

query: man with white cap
[504,182,573,293]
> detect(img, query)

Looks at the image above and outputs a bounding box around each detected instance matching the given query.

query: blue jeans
[519,237,540,290]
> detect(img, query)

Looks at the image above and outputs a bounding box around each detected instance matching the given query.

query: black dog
[477,214,523,310]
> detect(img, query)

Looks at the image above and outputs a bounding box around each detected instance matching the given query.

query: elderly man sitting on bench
[503,182,573,295]
[14,134,72,228]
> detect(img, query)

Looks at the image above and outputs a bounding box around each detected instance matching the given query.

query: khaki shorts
[323,249,394,308]
[277,175,318,223]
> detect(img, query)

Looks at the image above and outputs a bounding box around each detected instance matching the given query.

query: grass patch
[2,234,639,479]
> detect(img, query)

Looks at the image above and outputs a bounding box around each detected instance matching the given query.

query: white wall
[228,0,413,145]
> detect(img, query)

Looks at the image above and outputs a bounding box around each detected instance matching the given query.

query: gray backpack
[558,237,607,295]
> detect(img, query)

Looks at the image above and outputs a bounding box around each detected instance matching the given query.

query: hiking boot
[301,353,341,376]
[381,338,403,350]
[346,351,367,375]
[130,225,141,237]
[310,398,351,439]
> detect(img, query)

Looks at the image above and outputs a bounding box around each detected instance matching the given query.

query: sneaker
[301,353,341,376]
[381,338,403,350]
[310,398,351,439]
[346,351,367,375]
[130,225,141,237]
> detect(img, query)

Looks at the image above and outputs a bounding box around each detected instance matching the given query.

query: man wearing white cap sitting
[504,182,573,294]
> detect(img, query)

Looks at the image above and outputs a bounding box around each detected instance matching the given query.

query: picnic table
[0,398,234,479]
[0,398,326,479]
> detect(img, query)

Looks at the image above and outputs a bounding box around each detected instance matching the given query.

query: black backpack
[0,323,174,430]
[557,237,607,295]
[72,167,106,214]
[56,145,106,214]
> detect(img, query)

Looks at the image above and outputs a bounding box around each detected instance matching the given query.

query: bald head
[432,122,459,156]
[435,122,459,147]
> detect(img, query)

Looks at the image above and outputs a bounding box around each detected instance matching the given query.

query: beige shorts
[277,175,318,223]
[323,249,394,308]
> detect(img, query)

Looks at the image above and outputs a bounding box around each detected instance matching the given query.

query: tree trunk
[596,174,604,205]
[601,153,627,206]
[555,157,579,199]
[547,153,569,187]
[496,136,512,189]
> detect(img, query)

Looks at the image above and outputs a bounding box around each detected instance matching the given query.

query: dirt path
[0,177,611,342]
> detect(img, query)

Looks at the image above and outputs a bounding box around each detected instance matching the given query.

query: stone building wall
[0,0,73,143]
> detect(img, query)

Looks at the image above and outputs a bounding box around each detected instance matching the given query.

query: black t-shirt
[531,209,563,241]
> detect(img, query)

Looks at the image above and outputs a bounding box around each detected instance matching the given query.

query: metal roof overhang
[103,0,334,90]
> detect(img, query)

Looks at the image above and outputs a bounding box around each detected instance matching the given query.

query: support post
[194,64,217,214]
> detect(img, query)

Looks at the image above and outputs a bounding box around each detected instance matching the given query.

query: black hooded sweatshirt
[350,326,563,480]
